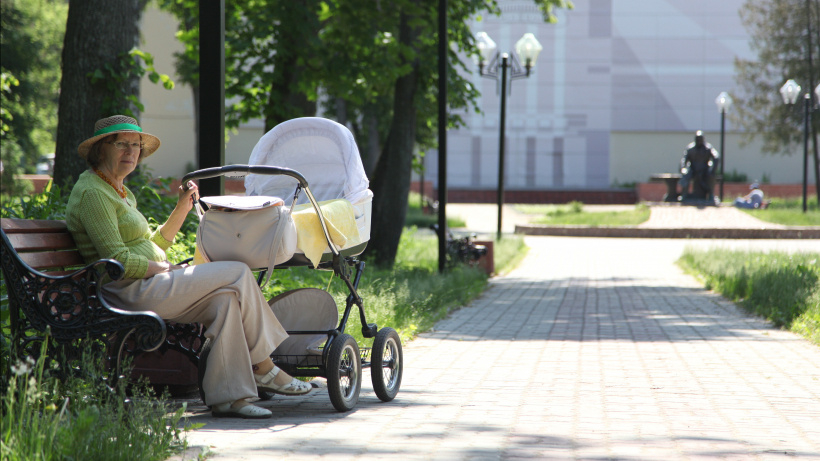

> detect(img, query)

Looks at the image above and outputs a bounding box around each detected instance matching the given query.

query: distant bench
[0,218,206,384]
[649,173,681,202]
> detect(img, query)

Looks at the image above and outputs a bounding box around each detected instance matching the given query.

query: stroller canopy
[244,117,370,205]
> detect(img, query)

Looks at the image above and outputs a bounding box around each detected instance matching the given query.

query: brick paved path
[175,237,820,461]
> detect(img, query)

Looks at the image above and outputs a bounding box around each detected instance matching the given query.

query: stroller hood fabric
[245,117,370,205]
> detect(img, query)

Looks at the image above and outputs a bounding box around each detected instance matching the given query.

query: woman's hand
[176,180,199,214]
[159,180,198,242]
[144,260,185,278]
[145,260,171,278]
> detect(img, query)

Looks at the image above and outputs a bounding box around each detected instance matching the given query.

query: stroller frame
[181,165,402,412]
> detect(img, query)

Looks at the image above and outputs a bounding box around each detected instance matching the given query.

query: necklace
[93,168,127,199]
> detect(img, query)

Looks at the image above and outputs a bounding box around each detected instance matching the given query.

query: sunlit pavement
[171,208,820,460]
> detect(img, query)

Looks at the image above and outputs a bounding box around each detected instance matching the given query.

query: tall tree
[224,0,323,131]
[52,0,145,187]
[732,0,820,200]
[368,2,423,265]
[367,0,572,266]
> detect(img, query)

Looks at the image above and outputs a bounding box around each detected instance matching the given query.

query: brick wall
[411,180,435,198]
[25,174,810,205]
[437,189,637,204]
[14,175,52,194]
[636,182,810,202]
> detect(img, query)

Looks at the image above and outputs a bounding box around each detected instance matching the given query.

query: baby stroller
[181,117,403,412]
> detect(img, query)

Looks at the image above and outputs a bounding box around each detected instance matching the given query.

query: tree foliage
[156,0,572,266]
[732,0,820,198]
[0,0,67,183]
[0,72,29,195]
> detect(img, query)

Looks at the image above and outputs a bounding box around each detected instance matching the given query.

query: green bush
[722,169,748,183]
[2,339,192,460]
[1,180,67,220]
[678,249,820,345]
[527,203,650,227]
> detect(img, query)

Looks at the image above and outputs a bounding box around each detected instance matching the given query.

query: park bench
[650,173,725,204]
[0,218,206,383]
[649,173,681,202]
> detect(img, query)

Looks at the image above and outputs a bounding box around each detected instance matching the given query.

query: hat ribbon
[93,123,143,137]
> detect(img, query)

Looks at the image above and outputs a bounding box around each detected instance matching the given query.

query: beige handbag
[194,195,297,286]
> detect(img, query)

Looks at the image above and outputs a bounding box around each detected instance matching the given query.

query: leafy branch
[87,48,175,117]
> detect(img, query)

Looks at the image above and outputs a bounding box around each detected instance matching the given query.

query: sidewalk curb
[514,225,820,239]
[166,445,209,461]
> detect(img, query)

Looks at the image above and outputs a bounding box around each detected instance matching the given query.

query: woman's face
[98,132,142,180]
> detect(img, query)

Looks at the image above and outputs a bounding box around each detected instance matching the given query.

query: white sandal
[212,401,272,419]
[255,366,312,396]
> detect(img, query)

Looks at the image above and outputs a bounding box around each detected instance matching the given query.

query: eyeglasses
[106,141,144,151]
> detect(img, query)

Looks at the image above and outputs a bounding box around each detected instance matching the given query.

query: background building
[426,0,805,194]
[138,0,808,195]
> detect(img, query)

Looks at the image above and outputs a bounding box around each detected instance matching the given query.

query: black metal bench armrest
[1,232,166,355]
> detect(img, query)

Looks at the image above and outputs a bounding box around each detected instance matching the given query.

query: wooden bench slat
[7,232,77,252]
[19,250,85,271]
[1,218,68,233]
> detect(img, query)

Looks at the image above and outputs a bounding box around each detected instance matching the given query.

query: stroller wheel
[326,333,361,412]
[371,327,403,402]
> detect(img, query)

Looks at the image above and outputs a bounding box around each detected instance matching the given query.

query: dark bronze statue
[679,130,720,203]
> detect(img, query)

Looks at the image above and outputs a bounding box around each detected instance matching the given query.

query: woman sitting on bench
[65,115,310,419]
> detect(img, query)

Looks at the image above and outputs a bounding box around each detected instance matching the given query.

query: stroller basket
[272,347,372,367]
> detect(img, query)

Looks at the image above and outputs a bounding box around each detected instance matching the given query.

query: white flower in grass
[11,356,36,375]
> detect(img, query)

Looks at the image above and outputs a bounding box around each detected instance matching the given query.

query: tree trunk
[363,109,381,179]
[262,3,319,132]
[812,128,819,203]
[367,8,420,267]
[53,0,143,189]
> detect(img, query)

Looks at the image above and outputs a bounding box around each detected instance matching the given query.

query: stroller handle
[181,164,343,260]
[180,164,308,190]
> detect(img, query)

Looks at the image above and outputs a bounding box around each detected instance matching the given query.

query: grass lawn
[736,197,820,226]
[678,249,820,346]
[516,201,651,226]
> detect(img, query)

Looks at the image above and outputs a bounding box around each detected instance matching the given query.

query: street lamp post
[715,92,733,202]
[780,79,810,213]
[477,32,542,240]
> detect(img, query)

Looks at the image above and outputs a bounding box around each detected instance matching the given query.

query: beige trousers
[102,261,288,406]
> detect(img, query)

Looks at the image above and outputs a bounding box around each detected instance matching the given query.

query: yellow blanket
[292,199,360,268]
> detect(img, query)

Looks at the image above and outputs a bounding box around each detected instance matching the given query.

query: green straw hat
[77,115,161,158]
